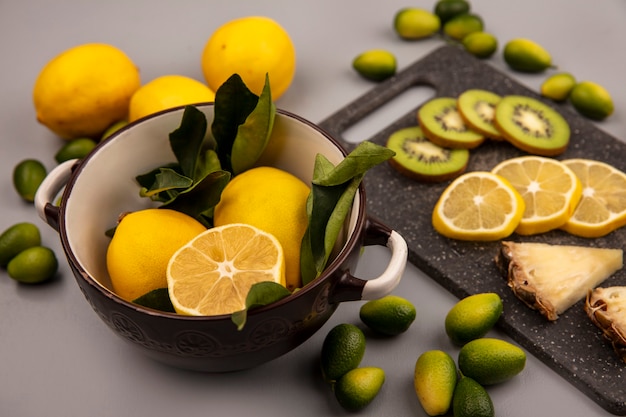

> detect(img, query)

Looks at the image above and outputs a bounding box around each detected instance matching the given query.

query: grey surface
[1,1,625,416]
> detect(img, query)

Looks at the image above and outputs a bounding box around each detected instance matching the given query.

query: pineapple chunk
[585,287,626,363]
[495,241,623,320]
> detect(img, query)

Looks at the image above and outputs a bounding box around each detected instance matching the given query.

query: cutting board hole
[342,85,435,144]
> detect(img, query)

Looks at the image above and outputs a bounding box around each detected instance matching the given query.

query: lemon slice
[491,156,582,235]
[560,159,626,238]
[432,171,525,241]
[166,223,286,316]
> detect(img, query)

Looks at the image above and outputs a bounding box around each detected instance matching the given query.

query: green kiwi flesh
[457,89,503,140]
[494,95,570,156]
[417,97,485,149]
[386,126,470,182]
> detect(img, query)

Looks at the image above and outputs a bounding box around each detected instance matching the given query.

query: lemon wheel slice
[491,156,582,235]
[560,159,626,238]
[432,171,525,241]
[166,223,286,316]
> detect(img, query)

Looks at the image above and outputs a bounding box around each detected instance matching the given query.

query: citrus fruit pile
[0,222,58,284]
[24,17,300,314]
[101,74,393,317]
[356,0,614,121]
[32,15,296,142]
[414,292,525,417]
[319,295,416,411]
[433,156,626,241]
[106,164,310,314]
[316,291,524,415]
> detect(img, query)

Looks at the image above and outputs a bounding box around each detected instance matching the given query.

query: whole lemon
[213,166,309,291]
[201,16,296,100]
[106,208,206,302]
[33,43,141,139]
[128,75,216,123]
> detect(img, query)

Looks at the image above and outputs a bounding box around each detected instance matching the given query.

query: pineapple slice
[585,287,626,363]
[495,241,623,320]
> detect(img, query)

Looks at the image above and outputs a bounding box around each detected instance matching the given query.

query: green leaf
[133,288,176,313]
[135,163,180,195]
[231,281,292,330]
[211,74,259,172]
[162,170,231,227]
[231,75,276,174]
[312,140,395,186]
[194,148,222,180]
[300,141,394,285]
[301,176,352,285]
[135,75,281,229]
[323,175,361,266]
[138,167,193,198]
[169,106,208,179]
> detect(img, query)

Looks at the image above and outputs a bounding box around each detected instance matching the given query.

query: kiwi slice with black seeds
[494,95,570,156]
[457,89,503,140]
[417,97,485,149]
[386,125,470,182]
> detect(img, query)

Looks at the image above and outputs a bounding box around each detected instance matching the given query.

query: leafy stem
[135,74,275,228]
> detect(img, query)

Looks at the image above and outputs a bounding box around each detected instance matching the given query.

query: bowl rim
[56,102,368,322]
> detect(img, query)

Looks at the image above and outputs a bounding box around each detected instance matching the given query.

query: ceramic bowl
[35,103,407,372]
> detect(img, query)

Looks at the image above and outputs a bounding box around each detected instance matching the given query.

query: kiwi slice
[417,97,485,149]
[386,126,470,182]
[494,95,570,156]
[457,89,503,140]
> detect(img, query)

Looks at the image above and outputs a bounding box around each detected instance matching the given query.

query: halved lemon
[491,156,582,235]
[432,171,525,241]
[166,223,286,316]
[560,159,626,238]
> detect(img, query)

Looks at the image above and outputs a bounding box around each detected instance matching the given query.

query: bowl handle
[34,159,79,232]
[331,217,408,303]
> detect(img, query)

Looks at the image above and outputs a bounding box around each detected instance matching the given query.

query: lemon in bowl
[167,223,286,316]
[33,103,407,372]
[213,166,310,291]
[106,208,207,302]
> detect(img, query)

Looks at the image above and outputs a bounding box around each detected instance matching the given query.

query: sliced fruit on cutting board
[560,158,626,238]
[432,171,525,241]
[494,241,623,321]
[457,89,503,140]
[491,155,582,236]
[585,286,626,363]
[386,125,469,182]
[493,95,570,156]
[417,97,485,149]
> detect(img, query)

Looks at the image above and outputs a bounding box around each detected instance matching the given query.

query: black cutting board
[319,45,626,415]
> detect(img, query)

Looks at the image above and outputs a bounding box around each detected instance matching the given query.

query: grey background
[1,1,625,416]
